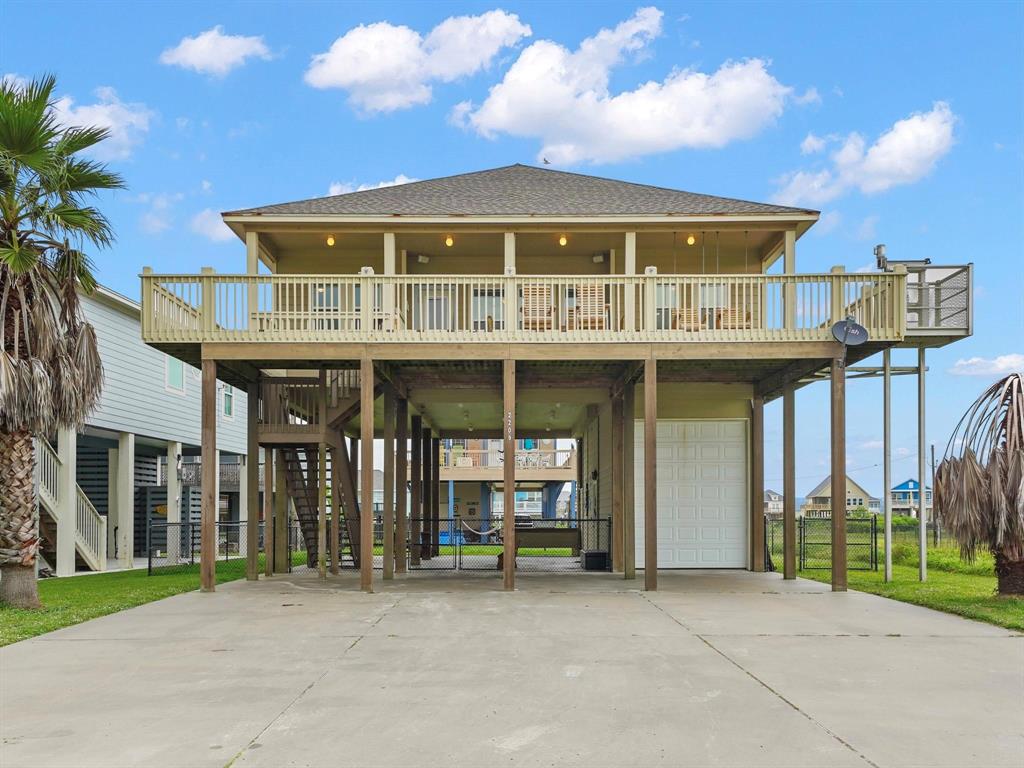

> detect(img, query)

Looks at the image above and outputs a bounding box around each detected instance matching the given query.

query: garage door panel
[636,419,748,569]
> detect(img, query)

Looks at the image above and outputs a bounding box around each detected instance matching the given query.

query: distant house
[34,284,247,576]
[890,478,932,518]
[800,475,880,518]
[764,489,784,518]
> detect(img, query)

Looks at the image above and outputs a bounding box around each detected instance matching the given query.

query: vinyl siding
[81,292,247,454]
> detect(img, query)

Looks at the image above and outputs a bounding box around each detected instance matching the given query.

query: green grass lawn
[0,556,265,647]
[769,533,1023,631]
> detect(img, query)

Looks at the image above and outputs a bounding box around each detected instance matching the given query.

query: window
[166,356,185,392]
[222,385,234,418]
[471,288,504,331]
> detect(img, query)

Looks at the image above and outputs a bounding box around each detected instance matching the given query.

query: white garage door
[634,420,748,569]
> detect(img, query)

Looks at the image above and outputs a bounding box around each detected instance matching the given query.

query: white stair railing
[34,439,107,572]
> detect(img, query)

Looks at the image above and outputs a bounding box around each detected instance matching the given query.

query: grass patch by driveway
[799,560,1024,632]
[0,559,253,647]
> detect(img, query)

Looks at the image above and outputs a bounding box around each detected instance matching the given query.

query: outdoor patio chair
[569,283,609,330]
[521,284,556,331]
[671,307,705,331]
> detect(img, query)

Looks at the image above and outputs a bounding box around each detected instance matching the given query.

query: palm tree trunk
[994,551,1024,596]
[0,429,41,608]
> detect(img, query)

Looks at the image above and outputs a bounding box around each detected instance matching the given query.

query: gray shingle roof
[226,165,816,218]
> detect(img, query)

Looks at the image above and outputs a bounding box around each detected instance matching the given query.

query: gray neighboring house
[35,284,248,575]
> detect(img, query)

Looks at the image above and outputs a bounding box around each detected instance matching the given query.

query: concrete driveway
[1,571,1021,768]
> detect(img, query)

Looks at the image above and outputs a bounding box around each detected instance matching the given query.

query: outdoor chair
[569,283,609,330]
[521,284,556,331]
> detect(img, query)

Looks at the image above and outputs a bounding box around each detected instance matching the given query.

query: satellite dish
[831,316,869,346]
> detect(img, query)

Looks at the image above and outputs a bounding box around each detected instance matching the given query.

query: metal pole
[883,348,893,582]
[917,346,927,582]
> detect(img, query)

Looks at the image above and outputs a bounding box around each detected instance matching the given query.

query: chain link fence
[147,521,261,577]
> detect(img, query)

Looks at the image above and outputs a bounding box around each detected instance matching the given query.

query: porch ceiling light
[559,235,568,247]
[326,235,335,247]
[445,235,454,247]
[686,234,696,246]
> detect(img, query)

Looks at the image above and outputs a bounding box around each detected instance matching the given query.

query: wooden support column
[318,442,328,580]
[623,382,636,580]
[360,357,375,592]
[783,229,797,330]
[410,415,423,565]
[383,386,396,580]
[116,432,135,568]
[643,358,657,591]
[245,232,259,332]
[503,359,516,591]
[431,438,441,557]
[273,449,288,573]
[55,426,77,577]
[782,384,797,579]
[263,448,274,576]
[200,359,217,592]
[750,396,766,572]
[831,357,848,592]
[395,398,408,574]
[421,427,433,560]
[166,440,182,566]
[611,394,624,573]
[246,382,260,580]
[329,446,340,575]
[624,232,637,331]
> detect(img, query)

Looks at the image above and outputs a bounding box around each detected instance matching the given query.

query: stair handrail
[75,486,107,571]
[35,438,62,509]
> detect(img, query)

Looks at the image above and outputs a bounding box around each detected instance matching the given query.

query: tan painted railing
[441,447,576,470]
[34,439,107,572]
[141,272,906,344]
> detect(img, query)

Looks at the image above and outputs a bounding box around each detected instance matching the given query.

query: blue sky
[4,1,1022,497]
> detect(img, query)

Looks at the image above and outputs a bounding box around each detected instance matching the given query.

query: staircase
[35,439,107,573]
[280,443,361,569]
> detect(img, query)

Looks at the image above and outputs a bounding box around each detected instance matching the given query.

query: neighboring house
[800,475,881,519]
[35,284,247,576]
[764,489,784,518]
[890,478,932,518]
[138,164,971,586]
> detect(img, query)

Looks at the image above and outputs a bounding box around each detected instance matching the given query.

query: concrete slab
[1,570,1020,768]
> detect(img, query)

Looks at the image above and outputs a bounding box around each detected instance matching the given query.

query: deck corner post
[782,384,797,579]
[830,357,848,592]
[200,358,217,592]
[643,357,657,591]
[360,357,375,592]
[503,358,516,591]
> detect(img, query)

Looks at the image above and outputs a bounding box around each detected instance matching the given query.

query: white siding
[81,292,247,454]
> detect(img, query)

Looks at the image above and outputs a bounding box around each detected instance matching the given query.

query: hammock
[460,520,503,536]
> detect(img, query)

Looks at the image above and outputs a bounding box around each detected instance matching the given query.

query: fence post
[147,518,152,576]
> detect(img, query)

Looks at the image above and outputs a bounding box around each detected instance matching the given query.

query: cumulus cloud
[774,102,956,206]
[948,354,1024,377]
[813,210,842,235]
[458,7,793,164]
[190,208,234,242]
[305,10,531,113]
[51,87,153,161]
[800,132,826,154]
[137,192,184,234]
[160,26,271,77]
[793,87,821,105]
[327,174,417,196]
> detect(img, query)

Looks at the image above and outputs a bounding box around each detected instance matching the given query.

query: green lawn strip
[0,557,259,647]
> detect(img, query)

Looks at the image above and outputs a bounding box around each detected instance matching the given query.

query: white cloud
[948,354,1024,377]
[190,208,234,242]
[305,10,531,113]
[327,174,417,196]
[160,26,271,77]
[461,8,793,164]
[136,192,184,235]
[794,87,821,105]
[51,87,153,161]
[774,102,956,206]
[855,214,879,241]
[800,132,826,155]
[2,72,28,90]
[859,440,884,451]
[200,179,212,193]
[813,210,841,235]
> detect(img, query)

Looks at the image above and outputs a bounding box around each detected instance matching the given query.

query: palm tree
[0,75,122,608]
[934,373,1024,596]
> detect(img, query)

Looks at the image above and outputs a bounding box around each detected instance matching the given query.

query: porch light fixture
[559,235,568,246]
[445,235,454,247]
[326,235,335,247]
[686,234,696,246]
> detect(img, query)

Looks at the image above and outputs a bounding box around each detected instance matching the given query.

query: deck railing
[441,447,576,470]
[141,271,906,344]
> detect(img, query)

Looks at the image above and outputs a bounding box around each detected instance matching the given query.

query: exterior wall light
[686,234,696,246]
[445,235,454,247]
[326,235,335,247]
[559,235,568,246]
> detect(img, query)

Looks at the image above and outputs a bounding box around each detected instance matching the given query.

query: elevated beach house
[139,165,971,592]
